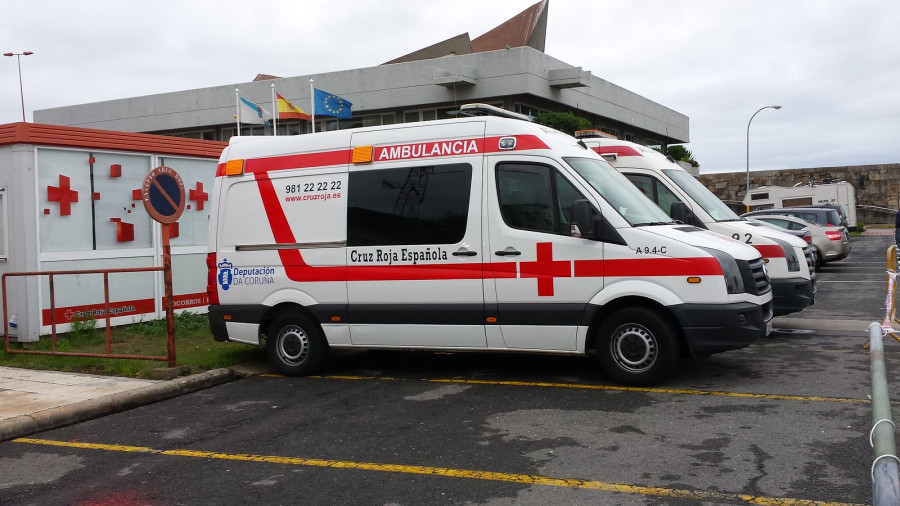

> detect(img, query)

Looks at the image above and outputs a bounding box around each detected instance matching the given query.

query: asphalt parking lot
[0,234,895,505]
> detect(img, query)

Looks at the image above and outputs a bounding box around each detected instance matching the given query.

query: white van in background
[207,112,773,386]
[744,181,856,230]
[578,133,815,317]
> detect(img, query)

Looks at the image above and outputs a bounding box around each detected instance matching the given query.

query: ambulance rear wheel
[266,313,327,376]
[597,307,679,386]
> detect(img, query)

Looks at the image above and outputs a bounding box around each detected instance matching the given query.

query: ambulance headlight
[773,237,801,272]
[700,247,744,294]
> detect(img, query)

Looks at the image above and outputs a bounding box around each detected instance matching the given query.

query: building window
[221,125,266,141]
[513,103,547,119]
[600,127,619,139]
[171,130,216,141]
[38,149,153,252]
[275,122,307,136]
[347,164,472,246]
[402,108,461,123]
[624,132,635,142]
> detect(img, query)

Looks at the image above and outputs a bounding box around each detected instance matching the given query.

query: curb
[0,368,236,443]
[773,317,873,333]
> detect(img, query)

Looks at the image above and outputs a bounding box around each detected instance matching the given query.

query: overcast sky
[2,0,897,174]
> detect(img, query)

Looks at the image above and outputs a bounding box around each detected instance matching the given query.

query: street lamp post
[745,105,782,211]
[3,51,33,122]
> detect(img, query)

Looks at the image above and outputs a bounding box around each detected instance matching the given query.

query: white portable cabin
[743,182,856,229]
[0,123,225,342]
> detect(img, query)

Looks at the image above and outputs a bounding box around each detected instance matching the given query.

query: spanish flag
[276,93,311,121]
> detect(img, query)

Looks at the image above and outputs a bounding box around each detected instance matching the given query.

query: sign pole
[141,166,186,370]
[162,222,175,367]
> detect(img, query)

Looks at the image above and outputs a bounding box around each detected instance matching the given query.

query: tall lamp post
[746,105,782,211]
[3,51,33,122]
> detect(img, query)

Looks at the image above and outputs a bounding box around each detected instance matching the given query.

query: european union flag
[313,88,353,119]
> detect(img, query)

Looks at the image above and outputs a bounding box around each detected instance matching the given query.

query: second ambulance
[207,110,773,386]
[578,132,815,317]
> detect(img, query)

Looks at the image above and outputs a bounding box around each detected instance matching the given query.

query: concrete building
[34,1,689,151]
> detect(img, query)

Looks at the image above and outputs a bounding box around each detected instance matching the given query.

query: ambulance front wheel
[266,313,328,376]
[597,307,679,386]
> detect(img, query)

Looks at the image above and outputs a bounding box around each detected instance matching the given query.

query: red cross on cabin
[519,242,571,296]
[189,181,208,211]
[47,175,79,216]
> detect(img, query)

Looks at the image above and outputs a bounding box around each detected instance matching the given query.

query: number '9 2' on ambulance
[207,109,773,386]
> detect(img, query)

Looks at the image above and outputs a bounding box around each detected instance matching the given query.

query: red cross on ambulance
[519,242,571,296]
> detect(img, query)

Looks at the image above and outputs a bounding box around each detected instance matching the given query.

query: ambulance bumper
[670,301,771,357]
[208,304,266,342]
[770,277,815,317]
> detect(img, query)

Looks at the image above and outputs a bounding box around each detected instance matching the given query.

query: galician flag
[238,97,272,125]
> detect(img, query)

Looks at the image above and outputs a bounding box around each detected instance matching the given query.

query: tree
[534,111,592,135]
[666,145,699,168]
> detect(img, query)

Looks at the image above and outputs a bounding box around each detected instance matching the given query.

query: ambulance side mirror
[571,199,599,240]
[670,201,703,228]
[670,201,692,224]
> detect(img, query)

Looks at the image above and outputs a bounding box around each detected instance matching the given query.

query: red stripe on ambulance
[590,145,642,157]
[752,244,786,258]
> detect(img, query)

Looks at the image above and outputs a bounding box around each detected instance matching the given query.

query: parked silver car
[743,207,846,233]
[747,214,850,268]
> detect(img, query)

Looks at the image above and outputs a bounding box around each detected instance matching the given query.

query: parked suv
[743,207,846,232]
[805,204,850,230]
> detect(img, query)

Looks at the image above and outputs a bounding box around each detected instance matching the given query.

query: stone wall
[697,164,900,226]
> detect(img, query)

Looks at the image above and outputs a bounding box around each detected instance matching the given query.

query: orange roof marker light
[352,145,374,164]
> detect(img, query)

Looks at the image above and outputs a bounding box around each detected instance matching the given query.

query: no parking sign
[141,166,185,224]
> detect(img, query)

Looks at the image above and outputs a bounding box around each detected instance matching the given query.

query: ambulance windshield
[663,169,741,221]
[565,157,674,226]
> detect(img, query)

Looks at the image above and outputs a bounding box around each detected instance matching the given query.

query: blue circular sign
[142,166,185,224]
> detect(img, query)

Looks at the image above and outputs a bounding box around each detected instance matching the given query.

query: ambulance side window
[625,174,684,218]
[497,163,586,235]
[347,164,472,246]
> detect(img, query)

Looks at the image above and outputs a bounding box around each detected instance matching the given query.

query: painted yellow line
[13,437,862,506]
[305,375,870,405]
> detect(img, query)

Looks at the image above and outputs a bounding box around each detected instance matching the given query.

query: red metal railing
[2,266,176,367]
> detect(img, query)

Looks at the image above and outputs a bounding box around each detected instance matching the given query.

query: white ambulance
[577,132,815,317]
[207,112,773,386]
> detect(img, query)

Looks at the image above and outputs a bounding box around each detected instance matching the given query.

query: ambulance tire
[266,313,328,376]
[597,307,679,386]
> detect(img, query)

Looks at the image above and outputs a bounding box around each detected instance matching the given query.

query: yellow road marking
[14,437,862,506]
[303,375,869,405]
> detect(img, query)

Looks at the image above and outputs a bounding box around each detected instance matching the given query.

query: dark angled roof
[383,0,548,65]
[383,33,473,65]
[471,0,547,53]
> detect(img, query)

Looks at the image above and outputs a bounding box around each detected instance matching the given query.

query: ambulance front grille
[803,246,816,277]
[739,257,771,296]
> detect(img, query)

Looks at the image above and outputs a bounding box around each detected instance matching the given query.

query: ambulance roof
[222,116,593,163]
[583,137,677,171]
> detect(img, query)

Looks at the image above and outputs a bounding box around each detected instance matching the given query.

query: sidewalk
[861,227,894,236]
[0,364,258,442]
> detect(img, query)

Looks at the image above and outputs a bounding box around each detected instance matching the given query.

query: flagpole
[310,78,315,134]
[271,83,277,136]
[235,88,241,136]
